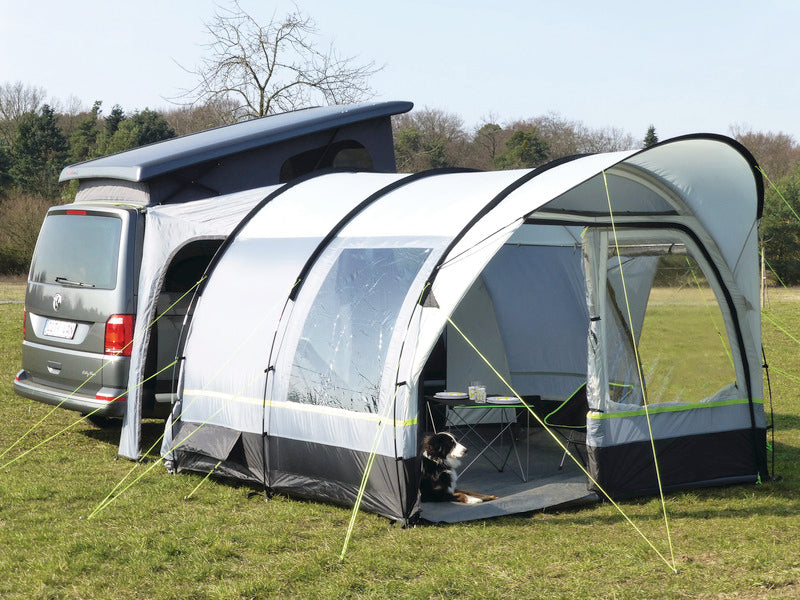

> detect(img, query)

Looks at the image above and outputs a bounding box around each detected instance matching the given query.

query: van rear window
[31,213,123,290]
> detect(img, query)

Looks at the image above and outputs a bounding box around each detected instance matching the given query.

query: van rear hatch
[16,206,139,415]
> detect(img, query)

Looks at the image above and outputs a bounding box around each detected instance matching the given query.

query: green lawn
[639,287,738,404]
[1,283,799,599]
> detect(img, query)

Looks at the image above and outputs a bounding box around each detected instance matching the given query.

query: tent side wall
[164,136,767,521]
[119,188,275,459]
[572,139,767,498]
[169,421,418,519]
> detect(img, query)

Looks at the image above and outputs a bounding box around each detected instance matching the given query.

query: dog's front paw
[464,495,483,504]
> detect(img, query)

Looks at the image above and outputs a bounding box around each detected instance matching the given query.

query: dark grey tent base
[419,427,598,524]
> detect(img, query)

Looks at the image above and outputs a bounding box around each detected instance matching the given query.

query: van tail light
[105,314,134,356]
[23,308,27,339]
[96,391,126,402]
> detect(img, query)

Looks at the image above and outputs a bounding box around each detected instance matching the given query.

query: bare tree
[730,125,800,181]
[175,1,381,121]
[164,98,241,135]
[392,108,473,172]
[472,113,505,169]
[575,124,636,154]
[526,113,636,157]
[0,81,47,146]
[53,95,89,140]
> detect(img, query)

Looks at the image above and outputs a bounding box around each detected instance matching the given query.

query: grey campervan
[14,101,412,421]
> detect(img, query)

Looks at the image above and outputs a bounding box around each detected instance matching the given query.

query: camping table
[426,396,530,482]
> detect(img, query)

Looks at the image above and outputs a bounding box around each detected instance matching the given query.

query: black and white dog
[420,432,498,504]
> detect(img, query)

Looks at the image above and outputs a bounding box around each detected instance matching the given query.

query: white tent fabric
[175,173,409,448]
[119,186,281,458]
[156,135,767,521]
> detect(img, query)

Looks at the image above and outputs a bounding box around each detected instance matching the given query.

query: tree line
[2,0,800,282]
[1,81,800,283]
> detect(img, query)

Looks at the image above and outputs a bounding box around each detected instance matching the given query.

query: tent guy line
[601,169,677,571]
[88,367,267,520]
[1,276,205,464]
[340,385,403,563]
[90,280,306,519]
[760,167,800,224]
[686,255,736,368]
[184,460,222,501]
[446,316,678,573]
[0,360,176,473]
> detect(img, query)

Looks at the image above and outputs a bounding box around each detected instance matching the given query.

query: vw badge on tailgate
[52,293,62,312]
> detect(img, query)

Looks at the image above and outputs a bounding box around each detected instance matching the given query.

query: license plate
[44,319,77,339]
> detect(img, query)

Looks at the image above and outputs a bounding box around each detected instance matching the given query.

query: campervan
[14,101,412,423]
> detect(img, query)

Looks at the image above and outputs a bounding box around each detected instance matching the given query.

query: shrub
[0,194,53,274]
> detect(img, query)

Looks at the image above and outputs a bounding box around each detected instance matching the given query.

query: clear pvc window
[287,247,432,413]
[605,239,737,406]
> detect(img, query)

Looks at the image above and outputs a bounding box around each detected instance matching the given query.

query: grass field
[1,278,800,599]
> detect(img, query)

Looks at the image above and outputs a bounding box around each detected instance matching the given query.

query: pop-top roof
[59,101,413,184]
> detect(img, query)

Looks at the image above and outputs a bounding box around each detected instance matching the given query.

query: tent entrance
[142,239,223,416]
[416,226,595,522]
[419,425,597,523]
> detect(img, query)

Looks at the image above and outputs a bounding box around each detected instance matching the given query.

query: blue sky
[1,0,798,142]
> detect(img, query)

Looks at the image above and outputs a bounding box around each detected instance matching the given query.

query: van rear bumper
[13,370,126,418]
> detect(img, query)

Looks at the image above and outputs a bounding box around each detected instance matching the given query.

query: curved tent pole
[648,133,764,218]
[417,155,589,306]
[167,173,319,408]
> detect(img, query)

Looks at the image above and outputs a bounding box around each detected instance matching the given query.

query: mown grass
[1,282,800,599]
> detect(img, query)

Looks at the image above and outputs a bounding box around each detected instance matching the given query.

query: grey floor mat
[419,427,599,523]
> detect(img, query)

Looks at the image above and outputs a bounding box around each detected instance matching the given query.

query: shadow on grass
[770,411,800,433]
[79,418,167,458]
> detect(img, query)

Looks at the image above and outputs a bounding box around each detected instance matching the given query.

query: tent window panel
[288,247,432,413]
[607,243,736,406]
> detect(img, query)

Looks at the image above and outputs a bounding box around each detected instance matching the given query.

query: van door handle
[47,361,62,375]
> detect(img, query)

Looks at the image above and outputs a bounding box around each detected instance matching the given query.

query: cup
[470,381,486,403]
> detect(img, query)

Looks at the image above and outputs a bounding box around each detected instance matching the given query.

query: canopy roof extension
[60,101,412,205]
[118,186,280,458]
[161,135,766,523]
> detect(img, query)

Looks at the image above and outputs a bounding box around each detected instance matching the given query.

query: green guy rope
[685,256,735,369]
[184,461,222,501]
[762,311,800,347]
[770,367,800,384]
[90,278,304,519]
[602,170,677,572]
[759,166,800,224]
[763,255,789,291]
[0,360,177,473]
[339,396,396,562]
[0,277,206,463]
[89,368,265,519]
[447,317,677,573]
